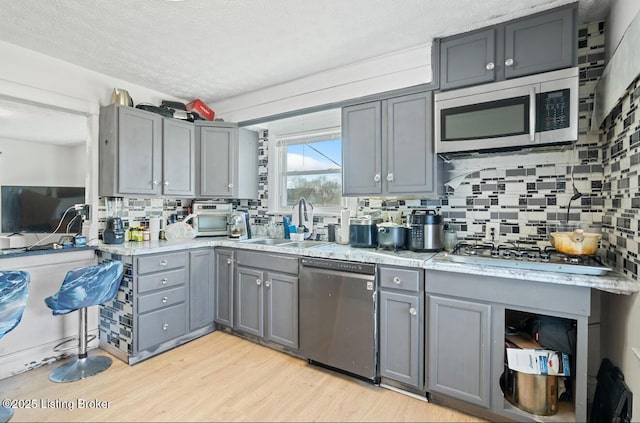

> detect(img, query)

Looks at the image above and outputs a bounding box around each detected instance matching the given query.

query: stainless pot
[377,223,407,250]
[349,216,382,248]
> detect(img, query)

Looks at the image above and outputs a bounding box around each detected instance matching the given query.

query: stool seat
[44,260,123,383]
[0,270,30,423]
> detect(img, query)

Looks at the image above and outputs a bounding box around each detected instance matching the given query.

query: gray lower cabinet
[213,248,235,328]
[98,249,215,365]
[342,91,442,197]
[378,265,424,391]
[439,4,576,90]
[426,270,590,422]
[427,295,491,408]
[99,104,195,197]
[378,266,425,392]
[233,250,299,350]
[189,248,214,331]
[196,123,258,199]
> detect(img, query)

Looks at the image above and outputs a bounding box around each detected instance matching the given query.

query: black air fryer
[103,217,125,244]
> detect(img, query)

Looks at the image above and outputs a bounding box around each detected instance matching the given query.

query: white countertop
[98,237,639,295]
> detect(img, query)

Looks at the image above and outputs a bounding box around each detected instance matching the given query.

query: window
[265,108,349,214]
[278,129,342,209]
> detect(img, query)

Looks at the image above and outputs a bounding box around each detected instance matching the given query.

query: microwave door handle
[529,87,536,142]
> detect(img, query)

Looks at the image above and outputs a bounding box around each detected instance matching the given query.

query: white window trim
[267,129,356,216]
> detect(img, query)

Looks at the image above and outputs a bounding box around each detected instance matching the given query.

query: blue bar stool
[0,270,30,423]
[44,260,123,383]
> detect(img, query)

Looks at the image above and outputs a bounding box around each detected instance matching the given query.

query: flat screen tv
[1,185,85,234]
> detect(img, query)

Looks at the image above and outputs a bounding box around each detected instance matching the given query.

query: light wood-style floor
[1,331,484,422]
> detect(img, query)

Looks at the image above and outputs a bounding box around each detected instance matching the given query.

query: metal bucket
[509,371,559,416]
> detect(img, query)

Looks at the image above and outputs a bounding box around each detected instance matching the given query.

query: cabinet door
[189,249,214,331]
[117,106,162,195]
[342,102,382,196]
[214,249,234,327]
[235,266,264,338]
[504,7,575,79]
[199,125,236,197]
[379,291,422,388]
[163,119,195,196]
[265,272,298,349]
[385,92,436,195]
[428,295,491,408]
[440,28,496,90]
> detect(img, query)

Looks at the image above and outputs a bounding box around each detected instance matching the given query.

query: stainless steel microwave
[192,201,231,237]
[435,67,578,154]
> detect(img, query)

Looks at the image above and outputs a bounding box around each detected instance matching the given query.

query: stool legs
[49,307,112,383]
[0,405,14,423]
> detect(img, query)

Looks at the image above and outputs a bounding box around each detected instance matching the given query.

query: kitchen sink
[239,238,329,249]
[239,238,293,245]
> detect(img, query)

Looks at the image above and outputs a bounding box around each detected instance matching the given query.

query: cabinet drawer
[137,303,187,351]
[138,268,187,293]
[137,252,187,274]
[236,250,298,274]
[379,266,423,292]
[138,286,186,314]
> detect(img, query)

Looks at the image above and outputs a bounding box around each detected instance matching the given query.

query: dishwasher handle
[300,257,375,275]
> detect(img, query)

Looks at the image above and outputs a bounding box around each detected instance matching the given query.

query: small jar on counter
[135,227,144,242]
[129,226,139,242]
[143,230,150,241]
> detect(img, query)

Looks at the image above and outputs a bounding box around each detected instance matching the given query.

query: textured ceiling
[0,0,612,107]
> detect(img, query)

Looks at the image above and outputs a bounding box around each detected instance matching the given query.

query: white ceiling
[0,0,611,106]
[0,0,611,144]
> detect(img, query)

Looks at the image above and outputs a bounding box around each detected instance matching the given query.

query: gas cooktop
[449,241,611,276]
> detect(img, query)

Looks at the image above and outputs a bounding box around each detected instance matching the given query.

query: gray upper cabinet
[342,102,382,195]
[162,119,196,197]
[439,5,576,90]
[386,92,438,194]
[504,6,575,79]
[342,91,441,197]
[100,104,162,197]
[439,29,496,90]
[189,249,214,331]
[99,104,195,197]
[213,248,234,328]
[428,294,491,409]
[196,123,258,199]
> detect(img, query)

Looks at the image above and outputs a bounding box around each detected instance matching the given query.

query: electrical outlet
[486,222,500,242]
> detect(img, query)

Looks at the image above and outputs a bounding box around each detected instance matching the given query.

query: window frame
[268,127,348,215]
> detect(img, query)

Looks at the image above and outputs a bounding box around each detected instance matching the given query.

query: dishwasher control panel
[300,257,375,275]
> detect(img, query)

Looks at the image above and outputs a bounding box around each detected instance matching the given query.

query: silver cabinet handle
[373,174,381,182]
[227,258,233,265]
[265,280,271,288]
[162,296,168,304]
[505,58,514,67]
[162,323,169,330]
[386,173,394,182]
[486,62,495,70]
[256,278,262,286]
[228,183,234,189]
[163,181,169,186]
[160,259,168,267]
[152,180,159,186]
[393,276,401,285]
[161,278,168,285]
[409,307,417,316]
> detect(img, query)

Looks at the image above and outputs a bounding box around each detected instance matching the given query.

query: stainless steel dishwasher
[299,257,377,381]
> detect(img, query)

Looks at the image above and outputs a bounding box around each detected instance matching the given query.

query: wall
[606,0,640,60]
[214,43,433,123]
[0,40,186,378]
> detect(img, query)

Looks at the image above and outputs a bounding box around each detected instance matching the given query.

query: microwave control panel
[536,89,570,132]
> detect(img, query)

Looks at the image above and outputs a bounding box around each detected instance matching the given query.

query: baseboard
[0,329,99,380]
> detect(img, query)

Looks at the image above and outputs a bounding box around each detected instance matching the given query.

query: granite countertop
[97,237,639,295]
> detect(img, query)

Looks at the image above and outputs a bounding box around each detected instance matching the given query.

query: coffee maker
[103,197,125,244]
[229,210,251,240]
